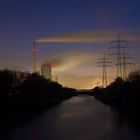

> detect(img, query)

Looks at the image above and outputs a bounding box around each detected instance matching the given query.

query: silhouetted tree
[95,70,140,120]
[127,70,140,83]
[0,70,16,96]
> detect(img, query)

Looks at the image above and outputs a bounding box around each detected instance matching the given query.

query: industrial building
[52,75,58,83]
[41,63,52,80]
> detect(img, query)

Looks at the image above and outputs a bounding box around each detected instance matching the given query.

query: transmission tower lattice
[97,54,111,88]
[109,35,134,79]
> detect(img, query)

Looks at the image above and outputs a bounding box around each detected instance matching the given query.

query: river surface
[1,95,140,140]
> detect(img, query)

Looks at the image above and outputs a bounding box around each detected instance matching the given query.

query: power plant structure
[33,34,136,88]
[32,41,37,72]
[41,63,52,80]
[32,41,59,82]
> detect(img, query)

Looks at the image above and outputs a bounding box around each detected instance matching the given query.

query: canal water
[1,96,140,140]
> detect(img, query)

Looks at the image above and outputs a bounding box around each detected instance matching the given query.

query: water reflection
[1,96,140,140]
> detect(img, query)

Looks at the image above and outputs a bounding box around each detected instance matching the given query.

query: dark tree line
[0,69,76,129]
[93,70,140,120]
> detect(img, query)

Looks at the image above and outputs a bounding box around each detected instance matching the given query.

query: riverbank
[93,71,140,126]
[0,70,77,133]
[0,93,77,134]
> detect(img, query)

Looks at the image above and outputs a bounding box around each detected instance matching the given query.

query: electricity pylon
[120,47,135,80]
[109,34,134,79]
[97,54,111,88]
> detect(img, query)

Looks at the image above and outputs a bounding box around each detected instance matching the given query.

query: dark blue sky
[0,0,140,88]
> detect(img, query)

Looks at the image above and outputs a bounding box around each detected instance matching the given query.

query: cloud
[42,52,99,71]
[35,30,140,43]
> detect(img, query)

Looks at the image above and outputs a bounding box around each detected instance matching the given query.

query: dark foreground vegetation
[93,70,140,123]
[0,69,76,131]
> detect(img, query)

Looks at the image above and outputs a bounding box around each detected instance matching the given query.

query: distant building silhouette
[52,75,58,83]
[41,64,52,80]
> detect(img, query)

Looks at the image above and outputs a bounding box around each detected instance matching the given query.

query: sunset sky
[0,0,140,89]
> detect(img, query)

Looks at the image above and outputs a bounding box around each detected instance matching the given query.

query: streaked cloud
[35,30,140,43]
